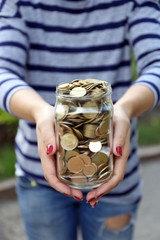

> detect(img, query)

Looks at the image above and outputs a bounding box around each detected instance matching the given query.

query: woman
[0,0,160,239]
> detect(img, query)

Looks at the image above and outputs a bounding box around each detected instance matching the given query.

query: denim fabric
[16,176,139,240]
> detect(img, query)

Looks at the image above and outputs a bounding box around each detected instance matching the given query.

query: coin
[73,128,84,140]
[58,83,70,89]
[56,104,69,120]
[91,152,109,166]
[99,117,110,137]
[98,163,107,172]
[99,171,111,180]
[82,101,99,119]
[61,133,78,151]
[83,124,97,138]
[57,125,64,136]
[67,156,84,173]
[91,88,103,96]
[60,147,65,160]
[83,164,97,177]
[99,165,110,176]
[70,87,87,97]
[71,173,87,183]
[79,154,91,165]
[89,141,102,152]
[60,124,73,134]
[65,150,79,161]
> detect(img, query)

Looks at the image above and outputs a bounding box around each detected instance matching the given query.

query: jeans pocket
[16,176,37,189]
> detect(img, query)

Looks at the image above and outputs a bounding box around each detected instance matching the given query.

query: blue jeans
[16,176,139,240]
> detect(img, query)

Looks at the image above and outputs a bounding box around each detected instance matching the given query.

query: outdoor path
[0,158,160,240]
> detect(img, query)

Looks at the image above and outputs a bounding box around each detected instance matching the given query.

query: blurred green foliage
[138,114,160,146]
[0,109,18,125]
[0,145,16,181]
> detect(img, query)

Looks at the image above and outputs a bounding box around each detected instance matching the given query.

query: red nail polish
[92,202,97,208]
[64,193,71,197]
[47,144,53,155]
[116,146,122,156]
[74,196,83,201]
[87,197,95,203]
[97,193,103,199]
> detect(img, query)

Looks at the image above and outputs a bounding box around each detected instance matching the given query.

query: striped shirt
[0,0,160,205]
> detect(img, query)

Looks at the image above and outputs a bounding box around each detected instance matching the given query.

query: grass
[0,145,16,181]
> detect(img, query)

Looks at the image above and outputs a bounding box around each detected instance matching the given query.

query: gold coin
[61,133,78,151]
[91,162,98,171]
[83,124,97,138]
[70,87,87,97]
[99,112,110,135]
[71,173,87,183]
[82,164,97,177]
[65,150,79,161]
[97,163,108,172]
[91,152,109,166]
[60,124,73,134]
[60,147,65,160]
[58,83,70,89]
[56,104,69,120]
[57,125,64,136]
[99,165,110,176]
[82,101,99,119]
[99,171,111,180]
[91,88,103,96]
[92,113,104,123]
[67,156,84,173]
[89,141,102,152]
[73,128,84,140]
[77,144,89,149]
[79,154,91,165]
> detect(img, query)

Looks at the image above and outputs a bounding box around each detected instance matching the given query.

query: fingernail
[64,193,71,197]
[92,201,98,208]
[97,193,103,199]
[116,146,122,156]
[47,144,53,155]
[74,196,83,201]
[87,197,95,203]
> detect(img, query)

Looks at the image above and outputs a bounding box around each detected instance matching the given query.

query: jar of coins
[55,79,113,189]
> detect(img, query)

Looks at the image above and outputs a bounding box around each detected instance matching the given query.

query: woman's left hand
[86,102,131,207]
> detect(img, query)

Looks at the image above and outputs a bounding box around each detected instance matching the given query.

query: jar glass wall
[55,79,113,189]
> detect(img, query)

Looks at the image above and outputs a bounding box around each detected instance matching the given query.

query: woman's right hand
[35,105,83,201]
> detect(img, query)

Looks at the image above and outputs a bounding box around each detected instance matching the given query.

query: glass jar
[55,79,113,189]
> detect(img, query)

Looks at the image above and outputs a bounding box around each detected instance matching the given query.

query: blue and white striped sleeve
[128,0,160,109]
[0,0,32,114]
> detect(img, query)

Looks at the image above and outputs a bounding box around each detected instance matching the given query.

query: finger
[71,188,83,201]
[113,115,130,157]
[41,151,83,199]
[41,153,72,195]
[37,119,57,156]
[89,199,99,208]
[87,130,130,202]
